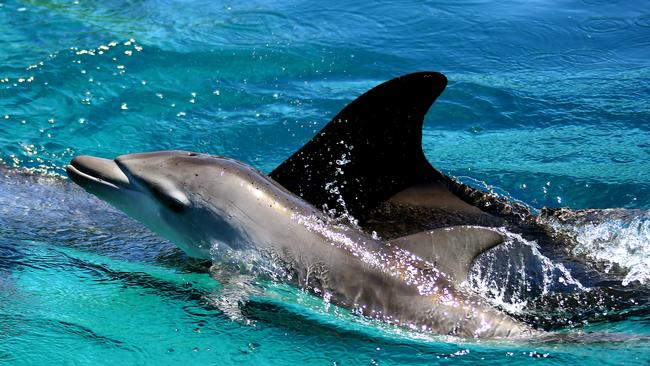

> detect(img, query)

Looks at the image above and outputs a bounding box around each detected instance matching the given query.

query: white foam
[554,212,650,286]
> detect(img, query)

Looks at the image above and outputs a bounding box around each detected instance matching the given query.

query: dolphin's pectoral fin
[391,226,503,285]
[270,72,448,220]
[207,266,262,322]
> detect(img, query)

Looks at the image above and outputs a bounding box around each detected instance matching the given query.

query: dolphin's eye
[150,185,187,213]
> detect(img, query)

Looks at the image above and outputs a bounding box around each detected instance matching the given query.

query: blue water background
[0,0,649,364]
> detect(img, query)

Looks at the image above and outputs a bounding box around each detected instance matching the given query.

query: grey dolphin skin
[67,151,535,338]
[66,72,540,338]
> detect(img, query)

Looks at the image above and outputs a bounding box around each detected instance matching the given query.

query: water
[1,0,649,364]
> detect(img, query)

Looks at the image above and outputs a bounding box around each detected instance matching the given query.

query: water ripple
[0,245,22,268]
[579,17,630,33]
[0,314,149,364]
[635,14,650,28]
[581,0,621,5]
[221,10,290,31]
[558,48,620,67]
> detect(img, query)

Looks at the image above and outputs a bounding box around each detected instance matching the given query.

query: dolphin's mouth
[66,156,131,191]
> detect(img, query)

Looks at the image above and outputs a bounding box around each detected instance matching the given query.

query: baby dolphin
[67,150,536,338]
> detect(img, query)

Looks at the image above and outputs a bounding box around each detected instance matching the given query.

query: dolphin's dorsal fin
[270,72,448,220]
[391,226,503,284]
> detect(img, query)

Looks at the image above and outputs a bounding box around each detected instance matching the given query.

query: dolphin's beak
[66,156,131,191]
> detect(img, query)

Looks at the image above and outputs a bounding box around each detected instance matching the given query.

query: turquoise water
[1,0,649,364]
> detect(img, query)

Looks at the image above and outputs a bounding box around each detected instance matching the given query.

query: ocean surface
[1,0,649,364]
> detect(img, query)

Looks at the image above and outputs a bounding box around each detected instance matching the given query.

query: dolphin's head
[66,151,258,259]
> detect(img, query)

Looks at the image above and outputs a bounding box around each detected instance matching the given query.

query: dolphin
[67,150,536,338]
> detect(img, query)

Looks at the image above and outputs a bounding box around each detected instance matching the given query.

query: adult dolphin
[67,150,536,338]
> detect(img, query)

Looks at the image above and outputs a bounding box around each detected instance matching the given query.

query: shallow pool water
[0,0,649,364]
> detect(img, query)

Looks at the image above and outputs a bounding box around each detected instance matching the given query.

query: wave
[538,208,650,286]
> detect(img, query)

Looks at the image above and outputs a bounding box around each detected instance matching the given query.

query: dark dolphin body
[269,72,637,297]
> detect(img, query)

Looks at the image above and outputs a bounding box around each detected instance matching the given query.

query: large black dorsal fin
[270,71,448,219]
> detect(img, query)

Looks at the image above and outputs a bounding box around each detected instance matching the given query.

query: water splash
[468,228,584,314]
[540,209,650,286]
[322,140,359,227]
[291,213,446,297]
